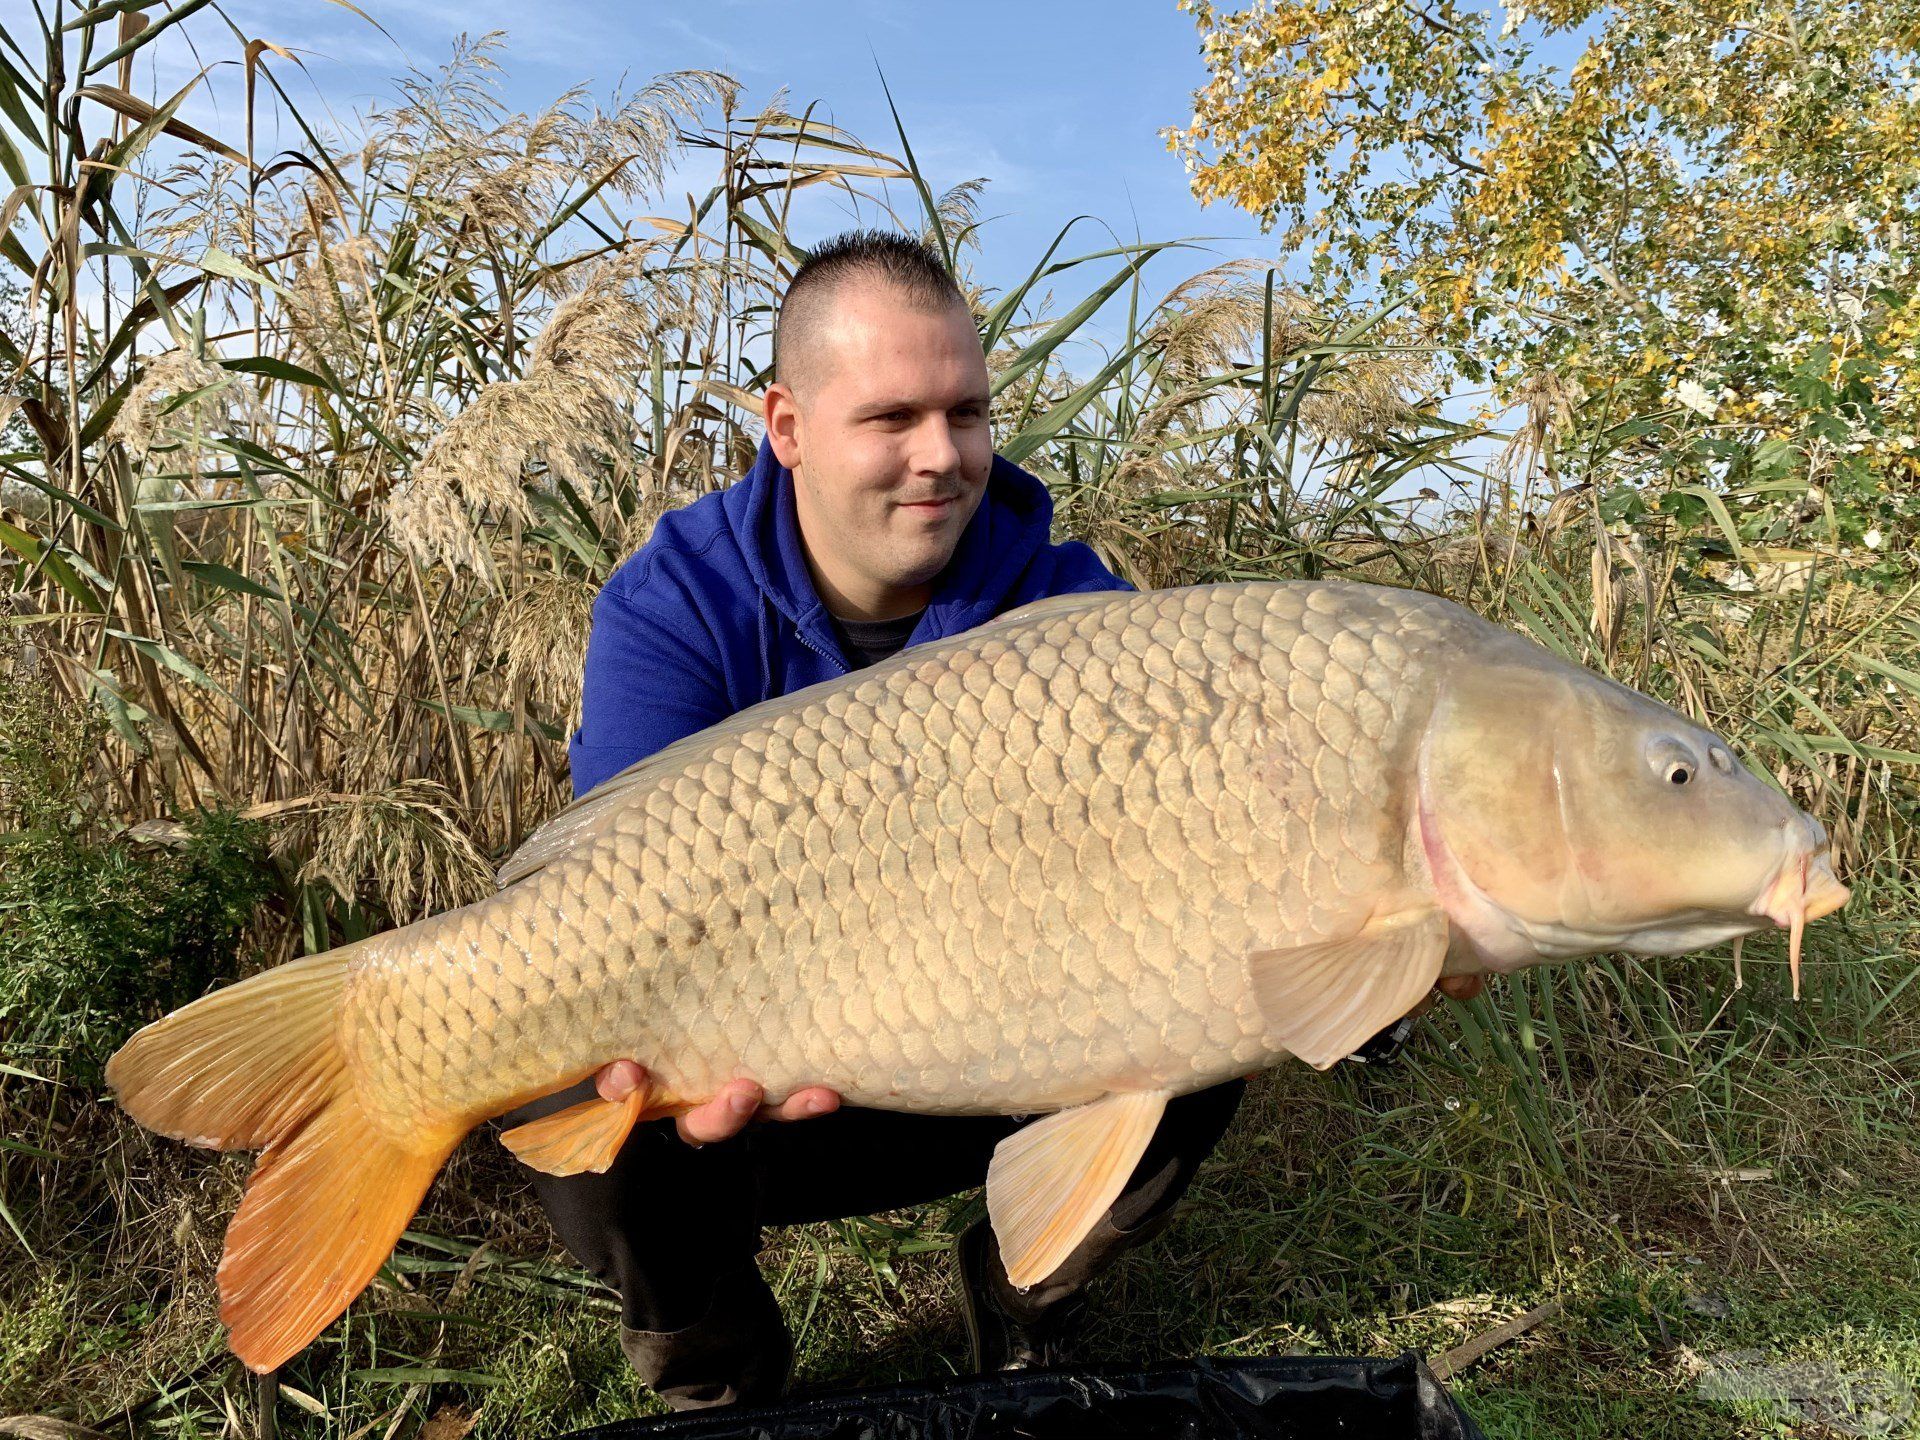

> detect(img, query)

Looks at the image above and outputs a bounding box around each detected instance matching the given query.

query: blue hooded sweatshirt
[568,437,1131,797]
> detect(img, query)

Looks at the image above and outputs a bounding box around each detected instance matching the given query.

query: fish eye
[1645,737,1701,789]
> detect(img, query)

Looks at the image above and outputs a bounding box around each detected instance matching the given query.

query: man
[508,230,1476,1411]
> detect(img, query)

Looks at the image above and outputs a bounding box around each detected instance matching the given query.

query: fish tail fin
[105,950,461,1373]
[216,1071,457,1372]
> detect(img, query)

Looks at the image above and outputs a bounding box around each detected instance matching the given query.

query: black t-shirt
[829,609,925,670]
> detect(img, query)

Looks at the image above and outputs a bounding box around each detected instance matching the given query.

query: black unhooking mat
[555,1351,1488,1439]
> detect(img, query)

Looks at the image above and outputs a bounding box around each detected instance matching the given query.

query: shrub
[0,661,275,1087]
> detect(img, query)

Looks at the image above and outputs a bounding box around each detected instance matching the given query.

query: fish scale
[337,581,1457,1138]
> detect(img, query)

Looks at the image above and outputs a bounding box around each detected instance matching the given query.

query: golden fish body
[340,581,1451,1135]
[106,579,1847,1374]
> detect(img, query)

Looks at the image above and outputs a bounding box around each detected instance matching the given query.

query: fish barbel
[106,580,1847,1372]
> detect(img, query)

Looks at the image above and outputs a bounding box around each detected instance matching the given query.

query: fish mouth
[1749,845,1850,1000]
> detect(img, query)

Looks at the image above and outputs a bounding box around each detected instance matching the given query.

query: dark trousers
[504,1079,1247,1332]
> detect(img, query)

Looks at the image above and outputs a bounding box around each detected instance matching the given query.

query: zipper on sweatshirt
[797,628,848,676]
[766,594,848,681]
[807,598,857,675]
[779,602,848,683]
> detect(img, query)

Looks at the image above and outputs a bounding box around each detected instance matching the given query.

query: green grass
[10,885,1912,1439]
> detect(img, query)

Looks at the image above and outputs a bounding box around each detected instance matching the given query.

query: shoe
[955,1218,1094,1373]
[1346,1013,1418,1065]
[618,1263,794,1410]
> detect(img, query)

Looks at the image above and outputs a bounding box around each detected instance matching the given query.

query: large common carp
[107,581,1848,1373]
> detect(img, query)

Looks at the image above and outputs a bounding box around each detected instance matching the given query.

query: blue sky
[91,0,1587,459]
[145,0,1292,341]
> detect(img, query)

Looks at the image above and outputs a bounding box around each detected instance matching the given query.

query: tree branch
[1569,234,1659,318]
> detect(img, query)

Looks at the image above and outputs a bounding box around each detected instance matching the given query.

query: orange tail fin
[105,950,460,1373]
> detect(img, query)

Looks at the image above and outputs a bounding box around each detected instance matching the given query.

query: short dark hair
[773,230,968,396]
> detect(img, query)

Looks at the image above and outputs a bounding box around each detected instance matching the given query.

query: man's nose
[911,414,962,475]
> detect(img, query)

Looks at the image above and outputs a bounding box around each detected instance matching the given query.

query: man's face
[767,282,993,615]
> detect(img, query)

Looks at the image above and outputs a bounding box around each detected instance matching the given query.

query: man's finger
[1437,974,1485,1001]
[763,1086,840,1122]
[595,1059,647,1103]
[677,1079,765,1145]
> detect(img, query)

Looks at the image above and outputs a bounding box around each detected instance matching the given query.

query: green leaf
[198,244,286,296]
[79,0,219,76]
[1668,485,1750,562]
[733,212,808,269]
[82,666,152,750]
[222,354,335,390]
[1852,653,1920,698]
[1749,438,1800,480]
[999,342,1142,464]
[347,1366,504,1387]
[989,246,1165,401]
[416,697,564,743]
[106,629,221,692]
[978,220,1105,354]
[0,520,106,613]
[134,496,271,512]
[0,109,27,186]
[874,65,950,271]
[1796,735,1920,767]
[79,82,247,167]
[64,1,173,31]
[82,77,203,211]
[182,560,284,601]
[0,49,45,151]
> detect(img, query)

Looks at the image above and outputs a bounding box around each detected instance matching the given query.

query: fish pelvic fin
[500,1086,650,1176]
[105,949,461,1373]
[986,1089,1172,1290]
[1250,908,1451,1071]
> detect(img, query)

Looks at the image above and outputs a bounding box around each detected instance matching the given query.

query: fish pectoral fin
[1250,908,1451,1072]
[500,1088,648,1176]
[985,1089,1172,1290]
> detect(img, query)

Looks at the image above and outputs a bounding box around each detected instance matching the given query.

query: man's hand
[1391,972,1486,1023]
[593,1060,841,1146]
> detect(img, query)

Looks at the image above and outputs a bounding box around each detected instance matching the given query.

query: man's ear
[764,382,803,470]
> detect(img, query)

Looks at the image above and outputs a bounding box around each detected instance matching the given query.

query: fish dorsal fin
[499,1087,650,1176]
[1249,908,1450,1071]
[986,1089,1172,1289]
[497,589,1129,889]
